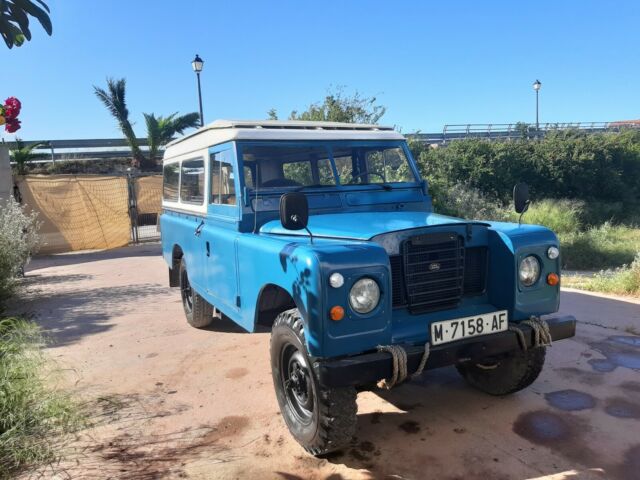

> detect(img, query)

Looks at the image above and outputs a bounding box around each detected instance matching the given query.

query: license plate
[430,310,508,346]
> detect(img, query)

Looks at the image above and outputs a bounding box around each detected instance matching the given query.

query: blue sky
[3,0,639,140]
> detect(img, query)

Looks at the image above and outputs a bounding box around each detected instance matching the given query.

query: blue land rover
[160,120,576,455]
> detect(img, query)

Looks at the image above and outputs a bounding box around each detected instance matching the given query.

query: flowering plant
[0,97,22,133]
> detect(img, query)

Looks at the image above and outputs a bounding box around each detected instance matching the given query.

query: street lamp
[192,54,204,127]
[533,79,541,133]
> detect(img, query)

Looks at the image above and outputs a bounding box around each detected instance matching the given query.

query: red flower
[5,118,21,133]
[4,97,21,119]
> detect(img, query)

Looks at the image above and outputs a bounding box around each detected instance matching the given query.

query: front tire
[456,346,546,396]
[179,258,213,329]
[270,308,357,456]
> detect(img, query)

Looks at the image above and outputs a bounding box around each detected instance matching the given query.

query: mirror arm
[518,201,530,226]
[305,226,314,244]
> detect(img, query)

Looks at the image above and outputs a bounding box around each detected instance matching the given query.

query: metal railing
[411,121,640,144]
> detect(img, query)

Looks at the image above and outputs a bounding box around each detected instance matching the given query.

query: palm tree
[0,0,52,49]
[93,78,149,169]
[144,112,200,165]
[10,139,44,175]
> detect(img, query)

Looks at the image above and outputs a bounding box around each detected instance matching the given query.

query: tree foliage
[269,87,386,124]
[0,0,52,49]
[9,139,44,175]
[144,112,200,165]
[94,77,200,170]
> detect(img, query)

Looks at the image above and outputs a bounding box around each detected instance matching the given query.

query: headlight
[349,278,380,314]
[519,255,541,286]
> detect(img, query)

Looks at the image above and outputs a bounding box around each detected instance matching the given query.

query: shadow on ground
[27,243,162,271]
[21,283,169,347]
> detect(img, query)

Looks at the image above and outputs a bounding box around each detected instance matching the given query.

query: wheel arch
[169,244,183,287]
[255,283,299,329]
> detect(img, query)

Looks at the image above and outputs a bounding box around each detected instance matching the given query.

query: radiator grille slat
[389,235,489,312]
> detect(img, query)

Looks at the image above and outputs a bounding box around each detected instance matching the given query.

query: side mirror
[513,183,530,214]
[279,192,309,231]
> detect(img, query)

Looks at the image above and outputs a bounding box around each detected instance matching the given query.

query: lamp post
[192,54,204,127]
[533,79,541,133]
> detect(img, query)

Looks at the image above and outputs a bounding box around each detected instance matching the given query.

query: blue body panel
[161,139,562,359]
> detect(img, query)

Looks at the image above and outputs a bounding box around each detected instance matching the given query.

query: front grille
[464,247,488,295]
[389,237,489,312]
[403,233,465,314]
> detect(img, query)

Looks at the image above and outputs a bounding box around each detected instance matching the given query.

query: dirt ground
[17,244,640,480]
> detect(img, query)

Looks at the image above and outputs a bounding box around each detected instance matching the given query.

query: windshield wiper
[293,184,334,192]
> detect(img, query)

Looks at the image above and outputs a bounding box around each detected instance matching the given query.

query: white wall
[0,145,12,203]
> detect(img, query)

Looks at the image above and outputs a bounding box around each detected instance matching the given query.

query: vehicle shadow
[27,243,162,271]
[16,282,170,348]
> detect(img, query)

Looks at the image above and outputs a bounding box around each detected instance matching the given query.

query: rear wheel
[456,347,546,396]
[271,308,357,456]
[179,258,213,328]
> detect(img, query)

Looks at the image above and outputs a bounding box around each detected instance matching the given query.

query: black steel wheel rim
[181,269,193,314]
[281,344,314,425]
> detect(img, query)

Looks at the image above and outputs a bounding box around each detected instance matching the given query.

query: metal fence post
[127,172,139,244]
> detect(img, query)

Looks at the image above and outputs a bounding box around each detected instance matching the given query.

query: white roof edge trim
[166,119,400,148]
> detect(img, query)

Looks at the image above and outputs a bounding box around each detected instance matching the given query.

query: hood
[260,211,473,241]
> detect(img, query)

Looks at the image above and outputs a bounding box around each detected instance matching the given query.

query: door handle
[194,220,205,237]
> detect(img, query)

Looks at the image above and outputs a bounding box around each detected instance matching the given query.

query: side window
[163,162,180,201]
[211,150,236,205]
[180,158,205,204]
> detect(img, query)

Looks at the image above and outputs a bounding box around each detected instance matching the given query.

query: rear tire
[456,346,546,396]
[271,308,357,456]
[179,258,213,329]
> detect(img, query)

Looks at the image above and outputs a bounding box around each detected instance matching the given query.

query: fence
[16,174,162,254]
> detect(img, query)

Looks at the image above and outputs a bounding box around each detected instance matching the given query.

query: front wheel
[270,308,357,456]
[456,346,546,396]
[179,258,213,328]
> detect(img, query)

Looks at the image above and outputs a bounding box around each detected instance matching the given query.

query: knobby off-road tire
[179,258,213,329]
[270,308,357,456]
[456,346,546,396]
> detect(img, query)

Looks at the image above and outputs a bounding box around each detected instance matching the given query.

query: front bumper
[316,315,576,388]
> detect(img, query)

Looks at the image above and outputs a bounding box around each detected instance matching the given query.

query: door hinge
[236,296,241,307]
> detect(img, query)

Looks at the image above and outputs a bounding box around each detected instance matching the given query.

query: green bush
[560,223,640,270]
[566,253,640,296]
[0,200,40,310]
[504,199,584,235]
[411,129,640,212]
[0,317,82,478]
[430,181,507,221]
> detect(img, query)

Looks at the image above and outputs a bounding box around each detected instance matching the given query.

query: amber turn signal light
[330,306,345,321]
[547,273,560,286]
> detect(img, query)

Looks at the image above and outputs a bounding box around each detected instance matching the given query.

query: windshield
[240,142,416,190]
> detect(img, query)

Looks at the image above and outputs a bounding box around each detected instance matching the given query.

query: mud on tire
[270,308,357,456]
[179,258,213,329]
[456,346,546,396]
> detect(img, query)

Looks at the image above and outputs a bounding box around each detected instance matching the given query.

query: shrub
[0,317,82,478]
[430,181,507,221]
[568,253,640,296]
[505,199,584,235]
[0,200,40,310]
[411,129,640,208]
[560,223,640,270]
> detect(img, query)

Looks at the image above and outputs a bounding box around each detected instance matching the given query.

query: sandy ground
[15,243,640,480]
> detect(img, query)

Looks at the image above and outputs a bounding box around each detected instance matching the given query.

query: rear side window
[180,158,205,204]
[163,162,180,201]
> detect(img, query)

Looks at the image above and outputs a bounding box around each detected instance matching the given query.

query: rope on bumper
[376,342,431,389]
[376,345,407,389]
[509,316,553,351]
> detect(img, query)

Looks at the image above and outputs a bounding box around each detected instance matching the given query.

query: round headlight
[349,278,380,314]
[519,255,541,286]
[547,246,560,260]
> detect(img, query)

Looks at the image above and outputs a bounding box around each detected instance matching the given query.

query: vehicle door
[202,143,240,313]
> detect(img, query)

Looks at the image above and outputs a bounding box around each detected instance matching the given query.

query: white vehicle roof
[164,119,405,159]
